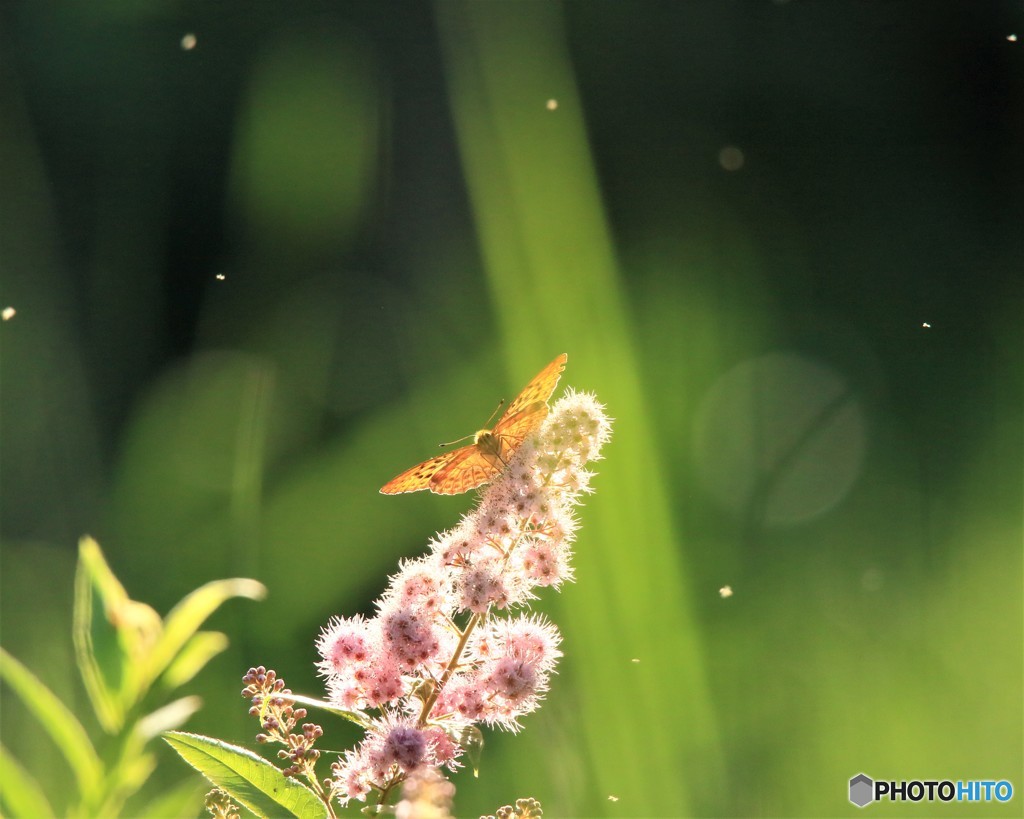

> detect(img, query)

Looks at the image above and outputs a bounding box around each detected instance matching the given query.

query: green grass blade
[437,4,723,813]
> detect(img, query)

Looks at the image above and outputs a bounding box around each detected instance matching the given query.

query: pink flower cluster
[317,389,612,806]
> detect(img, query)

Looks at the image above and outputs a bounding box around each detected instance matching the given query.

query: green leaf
[74,535,159,731]
[95,750,157,818]
[145,579,266,691]
[164,731,329,819]
[447,724,484,778]
[161,631,229,689]
[287,692,371,728]
[0,743,55,818]
[137,778,209,819]
[136,696,204,740]
[0,647,103,804]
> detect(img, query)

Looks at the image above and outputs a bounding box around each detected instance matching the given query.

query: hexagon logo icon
[849,773,874,808]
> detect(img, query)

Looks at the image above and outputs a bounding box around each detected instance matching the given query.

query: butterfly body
[380,355,566,495]
[473,429,501,459]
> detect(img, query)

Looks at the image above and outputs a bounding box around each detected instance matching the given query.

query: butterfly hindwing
[494,402,549,462]
[428,446,502,495]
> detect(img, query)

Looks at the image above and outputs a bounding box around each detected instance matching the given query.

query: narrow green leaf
[0,743,55,818]
[136,696,204,740]
[75,536,166,729]
[73,535,132,731]
[164,731,329,819]
[161,631,229,690]
[448,724,484,777]
[287,693,371,728]
[145,579,266,690]
[137,778,208,819]
[101,751,157,816]
[0,648,103,803]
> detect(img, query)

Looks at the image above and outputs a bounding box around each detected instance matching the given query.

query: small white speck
[861,567,883,592]
[215,273,226,281]
[608,795,619,802]
[922,322,931,328]
[630,658,640,664]
[181,33,197,51]
[719,585,733,598]
[546,98,558,111]
[718,145,745,171]
[2,306,15,321]
[1008,34,1018,42]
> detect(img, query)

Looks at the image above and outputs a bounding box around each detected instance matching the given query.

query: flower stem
[418,611,482,726]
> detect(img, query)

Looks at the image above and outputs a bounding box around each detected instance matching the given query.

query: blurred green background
[1,1,1021,816]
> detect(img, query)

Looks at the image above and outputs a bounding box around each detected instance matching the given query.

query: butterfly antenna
[438,433,475,448]
[438,398,507,448]
[484,398,505,427]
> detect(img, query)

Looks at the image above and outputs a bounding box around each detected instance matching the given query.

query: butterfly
[380,354,567,495]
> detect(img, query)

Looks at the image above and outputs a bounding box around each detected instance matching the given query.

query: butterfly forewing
[379,449,465,494]
[499,353,567,424]
[493,403,549,462]
[379,353,567,495]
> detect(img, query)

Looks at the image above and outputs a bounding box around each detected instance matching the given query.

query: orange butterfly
[380,354,567,495]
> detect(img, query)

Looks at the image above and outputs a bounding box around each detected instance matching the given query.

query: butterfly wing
[493,402,549,462]
[498,353,567,424]
[380,448,466,494]
[381,354,567,496]
[428,446,502,495]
